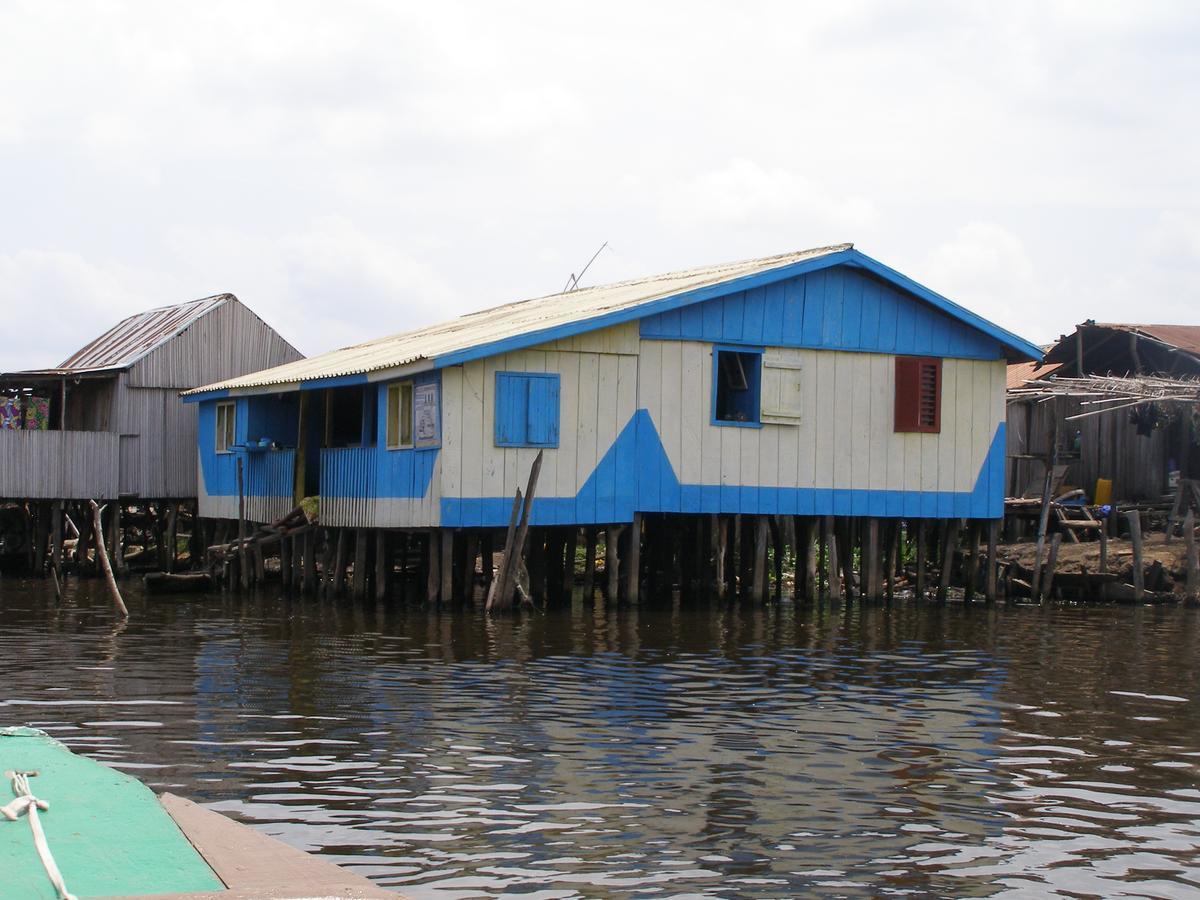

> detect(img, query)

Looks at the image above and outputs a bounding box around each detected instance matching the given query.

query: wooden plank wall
[438,323,640,526]
[639,340,1005,512]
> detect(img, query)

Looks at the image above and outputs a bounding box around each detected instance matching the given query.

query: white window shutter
[761,349,804,424]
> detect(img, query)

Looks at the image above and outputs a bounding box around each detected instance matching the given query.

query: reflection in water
[1,578,1198,897]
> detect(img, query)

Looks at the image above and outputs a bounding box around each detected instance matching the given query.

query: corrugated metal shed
[58,294,233,372]
[186,246,852,395]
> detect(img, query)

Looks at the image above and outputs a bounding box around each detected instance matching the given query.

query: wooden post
[481,531,495,599]
[864,518,880,601]
[376,530,390,603]
[963,521,981,603]
[236,458,249,591]
[605,525,623,602]
[1126,510,1144,602]
[253,539,266,586]
[715,517,728,598]
[280,535,292,592]
[353,528,370,600]
[583,528,598,598]
[750,517,768,602]
[627,513,643,604]
[90,501,128,617]
[561,528,578,597]
[302,528,317,595]
[486,492,522,610]
[985,520,999,603]
[1030,467,1054,600]
[915,519,927,601]
[50,500,63,579]
[440,529,455,602]
[108,502,124,575]
[1042,533,1063,600]
[76,503,92,570]
[884,521,898,603]
[331,529,348,596]
[165,503,179,573]
[936,519,960,604]
[426,530,441,604]
[486,451,543,612]
[1184,510,1198,604]
[825,517,842,601]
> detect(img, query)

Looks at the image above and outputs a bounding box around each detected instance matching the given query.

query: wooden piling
[1042,533,1063,600]
[627,514,643,603]
[165,503,179,573]
[985,520,998,603]
[1184,510,1198,604]
[90,501,128,617]
[50,500,63,579]
[750,517,768,602]
[481,531,495,599]
[963,521,981,603]
[376,530,390,603]
[915,519,927,601]
[280,535,292,592]
[715,517,729,598]
[1030,467,1054,600]
[302,528,317,595]
[583,527,598,598]
[1126,510,1144,602]
[605,525,623,601]
[76,504,92,570]
[884,521,898,603]
[936,519,960,604]
[331,529,348,596]
[350,528,367,600]
[426,530,441,604]
[825,516,842,601]
[864,518,880,601]
[562,528,578,597]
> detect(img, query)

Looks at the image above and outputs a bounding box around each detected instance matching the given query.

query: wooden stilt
[1184,510,1198,604]
[350,528,368,600]
[583,528,598,598]
[627,513,642,603]
[253,539,266,586]
[824,517,841,601]
[605,525,623,602]
[111,502,125,575]
[302,528,317,595]
[963,521,981,603]
[438,529,453,602]
[280,535,292,592]
[715,517,729,598]
[750,517,768,602]
[1042,532,1063,600]
[1127,510,1144,602]
[76,503,92,571]
[332,529,349,596]
[914,519,927,600]
[426,530,440,604]
[1030,467,1055,600]
[864,518,880,601]
[936,519,960,604]
[50,500,63,580]
[165,503,179,573]
[90,501,128,617]
[480,531,495,599]
[375,530,389,603]
[985,520,998,603]
[560,528,577,597]
[885,521,898,603]
[768,516,783,600]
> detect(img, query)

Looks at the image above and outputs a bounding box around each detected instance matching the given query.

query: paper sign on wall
[414,380,440,447]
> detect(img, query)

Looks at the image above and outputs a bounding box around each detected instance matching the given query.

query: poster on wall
[414,379,440,447]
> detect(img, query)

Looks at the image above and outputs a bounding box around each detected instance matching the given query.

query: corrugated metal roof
[186,246,853,395]
[55,294,234,373]
[1091,323,1200,356]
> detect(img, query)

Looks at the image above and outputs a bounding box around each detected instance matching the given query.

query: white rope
[2,770,78,900]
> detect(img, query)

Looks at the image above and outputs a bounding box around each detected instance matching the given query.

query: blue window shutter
[495,372,560,447]
[526,376,559,446]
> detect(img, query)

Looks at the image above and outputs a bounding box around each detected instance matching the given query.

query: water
[2,578,1199,898]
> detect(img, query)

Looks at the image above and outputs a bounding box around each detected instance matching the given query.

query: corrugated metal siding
[245,449,296,523]
[320,447,378,527]
[0,431,120,500]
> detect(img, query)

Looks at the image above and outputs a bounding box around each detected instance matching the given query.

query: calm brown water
[1,578,1198,898]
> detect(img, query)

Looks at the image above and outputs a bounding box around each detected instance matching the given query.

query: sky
[1,1,1198,371]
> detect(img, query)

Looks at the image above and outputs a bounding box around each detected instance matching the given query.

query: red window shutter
[895,357,920,432]
[895,356,941,433]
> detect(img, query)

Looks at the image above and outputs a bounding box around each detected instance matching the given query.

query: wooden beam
[90,500,128,617]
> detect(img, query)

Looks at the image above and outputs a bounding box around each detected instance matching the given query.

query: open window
[215,401,236,453]
[324,386,375,448]
[712,347,762,426]
[386,382,414,449]
[894,356,941,433]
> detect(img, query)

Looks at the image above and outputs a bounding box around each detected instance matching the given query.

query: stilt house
[185,244,1040,531]
[0,294,302,502]
[1007,322,1200,503]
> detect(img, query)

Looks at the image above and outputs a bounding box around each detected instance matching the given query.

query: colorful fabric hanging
[23,396,50,430]
[0,396,21,429]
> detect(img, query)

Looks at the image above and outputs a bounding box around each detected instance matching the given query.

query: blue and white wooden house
[184,244,1041,528]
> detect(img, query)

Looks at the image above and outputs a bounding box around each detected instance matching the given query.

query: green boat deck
[0,727,225,899]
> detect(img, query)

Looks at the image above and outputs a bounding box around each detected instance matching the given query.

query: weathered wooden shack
[1006,322,1200,503]
[0,294,301,570]
[186,244,1040,603]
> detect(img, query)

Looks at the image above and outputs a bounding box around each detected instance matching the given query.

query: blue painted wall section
[198,397,295,502]
[440,410,1005,527]
[639,265,1003,360]
[321,376,440,500]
